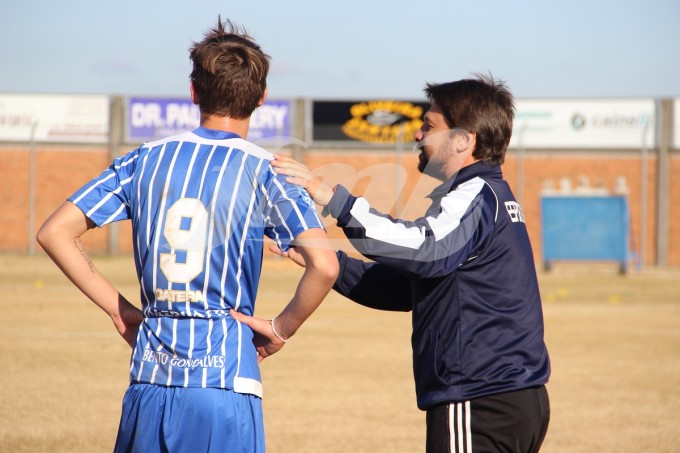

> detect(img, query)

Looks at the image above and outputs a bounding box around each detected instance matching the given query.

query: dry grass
[1,254,679,452]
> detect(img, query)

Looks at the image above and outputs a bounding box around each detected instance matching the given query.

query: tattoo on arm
[74,239,95,273]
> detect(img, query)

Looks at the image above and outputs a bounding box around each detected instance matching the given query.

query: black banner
[312,100,429,144]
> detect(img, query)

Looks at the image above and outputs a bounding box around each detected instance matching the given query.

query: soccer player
[266,74,551,453]
[36,18,338,453]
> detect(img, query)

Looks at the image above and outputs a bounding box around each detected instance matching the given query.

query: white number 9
[160,198,209,283]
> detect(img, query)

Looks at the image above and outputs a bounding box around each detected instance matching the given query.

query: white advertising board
[511,98,656,149]
[0,94,109,143]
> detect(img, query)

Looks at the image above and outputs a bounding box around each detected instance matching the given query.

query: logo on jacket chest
[504,201,526,223]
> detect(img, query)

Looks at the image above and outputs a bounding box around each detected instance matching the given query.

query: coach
[269,74,551,452]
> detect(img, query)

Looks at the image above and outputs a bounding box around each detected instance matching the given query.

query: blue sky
[1,0,679,100]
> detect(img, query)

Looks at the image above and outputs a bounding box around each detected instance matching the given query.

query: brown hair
[189,17,270,119]
[425,73,514,165]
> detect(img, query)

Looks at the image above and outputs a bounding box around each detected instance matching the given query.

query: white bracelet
[270,317,288,343]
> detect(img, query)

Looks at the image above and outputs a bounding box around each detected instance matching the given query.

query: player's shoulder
[227,138,273,161]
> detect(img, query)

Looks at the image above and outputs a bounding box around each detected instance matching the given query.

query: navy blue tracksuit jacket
[326,161,551,410]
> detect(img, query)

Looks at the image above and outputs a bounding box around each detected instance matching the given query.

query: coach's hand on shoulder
[230,309,286,363]
[271,154,334,206]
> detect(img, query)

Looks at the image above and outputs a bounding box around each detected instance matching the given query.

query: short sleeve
[261,169,324,251]
[68,149,139,226]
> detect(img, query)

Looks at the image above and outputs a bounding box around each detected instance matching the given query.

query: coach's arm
[267,246,412,312]
[333,251,412,312]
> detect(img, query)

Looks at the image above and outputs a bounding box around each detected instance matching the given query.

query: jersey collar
[191,127,242,140]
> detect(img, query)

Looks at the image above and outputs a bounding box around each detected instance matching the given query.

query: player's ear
[190,81,200,105]
[258,88,268,107]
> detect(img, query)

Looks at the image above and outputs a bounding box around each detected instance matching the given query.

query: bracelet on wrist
[270,317,288,343]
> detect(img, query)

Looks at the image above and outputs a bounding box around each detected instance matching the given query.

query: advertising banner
[127,97,291,143]
[511,99,656,149]
[312,100,428,144]
[0,94,109,143]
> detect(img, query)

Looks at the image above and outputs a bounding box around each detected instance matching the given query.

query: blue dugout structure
[541,195,633,274]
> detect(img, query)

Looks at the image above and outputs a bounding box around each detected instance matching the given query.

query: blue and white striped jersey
[68,127,323,397]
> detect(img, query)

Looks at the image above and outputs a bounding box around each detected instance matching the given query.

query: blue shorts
[114,383,264,453]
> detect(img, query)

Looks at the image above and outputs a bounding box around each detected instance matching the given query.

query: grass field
[1,254,679,452]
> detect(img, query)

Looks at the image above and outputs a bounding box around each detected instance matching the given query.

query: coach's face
[414,103,456,181]
[414,103,476,181]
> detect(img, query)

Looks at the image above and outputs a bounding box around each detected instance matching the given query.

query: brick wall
[2,144,678,266]
[303,149,672,267]
[0,145,111,253]
[670,157,680,265]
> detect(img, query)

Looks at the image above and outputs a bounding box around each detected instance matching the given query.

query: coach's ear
[190,81,200,105]
[456,130,476,152]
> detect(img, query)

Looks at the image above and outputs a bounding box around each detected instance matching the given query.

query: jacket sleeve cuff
[321,184,353,220]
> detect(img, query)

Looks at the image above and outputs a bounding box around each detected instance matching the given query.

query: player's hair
[189,17,270,119]
[424,73,514,165]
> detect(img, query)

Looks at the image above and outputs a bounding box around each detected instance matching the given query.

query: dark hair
[189,17,270,119]
[424,73,514,165]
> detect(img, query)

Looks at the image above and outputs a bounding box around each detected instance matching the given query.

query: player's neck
[200,114,250,138]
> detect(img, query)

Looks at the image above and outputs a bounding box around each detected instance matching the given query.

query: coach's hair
[424,73,514,165]
[189,17,270,119]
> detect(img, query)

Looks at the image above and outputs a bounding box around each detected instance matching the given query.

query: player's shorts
[114,382,264,453]
[425,385,550,453]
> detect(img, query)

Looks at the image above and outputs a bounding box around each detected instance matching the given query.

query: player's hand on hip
[112,295,143,348]
[268,244,307,268]
[272,154,334,206]
[230,309,285,363]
